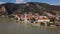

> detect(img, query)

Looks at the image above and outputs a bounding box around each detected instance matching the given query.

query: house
[27,14,32,20]
[37,16,50,22]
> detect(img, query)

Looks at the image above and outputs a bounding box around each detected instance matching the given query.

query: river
[0,17,60,34]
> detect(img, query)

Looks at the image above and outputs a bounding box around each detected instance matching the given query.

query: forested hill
[0,2,60,15]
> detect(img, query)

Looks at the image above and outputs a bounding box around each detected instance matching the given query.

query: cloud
[16,0,26,3]
[0,1,5,4]
[16,0,32,3]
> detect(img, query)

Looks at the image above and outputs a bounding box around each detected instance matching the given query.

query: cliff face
[0,6,6,12]
[0,2,60,15]
[0,5,7,15]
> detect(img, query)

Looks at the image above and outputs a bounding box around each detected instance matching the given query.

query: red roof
[27,15,32,19]
[19,15,24,19]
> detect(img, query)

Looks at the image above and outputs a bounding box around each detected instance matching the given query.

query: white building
[37,16,50,22]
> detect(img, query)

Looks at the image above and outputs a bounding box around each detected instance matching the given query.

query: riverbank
[0,17,60,27]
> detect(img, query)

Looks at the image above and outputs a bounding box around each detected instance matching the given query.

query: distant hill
[0,2,60,15]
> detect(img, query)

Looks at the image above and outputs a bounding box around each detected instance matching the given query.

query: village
[12,12,60,26]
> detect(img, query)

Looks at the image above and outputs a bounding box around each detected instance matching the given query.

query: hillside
[0,2,60,15]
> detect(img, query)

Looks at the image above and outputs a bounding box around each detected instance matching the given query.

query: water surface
[0,17,60,34]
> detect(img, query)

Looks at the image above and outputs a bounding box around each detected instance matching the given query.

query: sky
[0,0,60,5]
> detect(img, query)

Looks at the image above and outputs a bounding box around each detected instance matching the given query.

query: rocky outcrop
[0,5,8,15]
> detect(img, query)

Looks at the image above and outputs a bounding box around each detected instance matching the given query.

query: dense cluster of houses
[14,13,50,26]
[13,12,60,26]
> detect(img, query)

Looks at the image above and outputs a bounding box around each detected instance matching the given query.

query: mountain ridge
[0,2,60,15]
